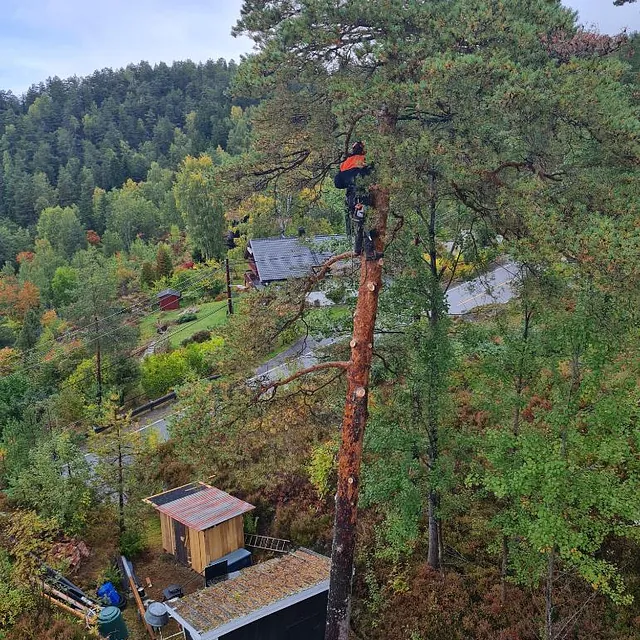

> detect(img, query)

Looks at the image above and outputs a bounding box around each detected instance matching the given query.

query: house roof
[157,288,181,298]
[247,235,346,283]
[165,549,330,639]
[145,482,254,531]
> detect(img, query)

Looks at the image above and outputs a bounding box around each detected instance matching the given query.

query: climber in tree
[334,141,373,221]
[334,141,380,260]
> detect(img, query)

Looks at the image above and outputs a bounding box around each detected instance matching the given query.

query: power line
[57,301,231,396]
[6,261,248,377]
[12,275,233,383]
[16,261,247,362]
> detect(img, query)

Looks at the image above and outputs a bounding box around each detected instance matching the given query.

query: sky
[1,0,639,95]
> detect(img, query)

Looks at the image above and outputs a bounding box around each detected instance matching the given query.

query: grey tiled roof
[157,288,181,298]
[249,235,346,283]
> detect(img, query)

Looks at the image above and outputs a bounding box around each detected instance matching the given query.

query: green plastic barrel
[97,606,129,639]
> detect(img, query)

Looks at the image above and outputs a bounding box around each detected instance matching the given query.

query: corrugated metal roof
[166,549,330,636]
[157,288,181,298]
[249,235,346,283]
[146,482,254,531]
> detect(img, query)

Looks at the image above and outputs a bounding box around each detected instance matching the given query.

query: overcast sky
[1,0,638,95]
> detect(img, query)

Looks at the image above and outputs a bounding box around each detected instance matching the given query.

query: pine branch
[268,251,356,343]
[255,361,350,400]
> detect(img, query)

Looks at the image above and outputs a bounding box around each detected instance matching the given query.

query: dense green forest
[0,59,252,263]
[0,2,639,640]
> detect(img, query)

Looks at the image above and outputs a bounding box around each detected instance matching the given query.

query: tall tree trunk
[512,304,532,437]
[502,304,533,600]
[226,257,234,315]
[324,186,389,640]
[117,422,125,537]
[545,548,555,640]
[500,535,509,603]
[426,169,442,570]
[94,314,102,406]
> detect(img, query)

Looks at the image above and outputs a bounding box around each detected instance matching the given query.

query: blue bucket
[97,582,121,606]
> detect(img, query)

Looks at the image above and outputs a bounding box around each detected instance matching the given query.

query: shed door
[174,520,188,565]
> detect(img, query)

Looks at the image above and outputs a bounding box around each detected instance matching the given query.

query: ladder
[244,534,291,553]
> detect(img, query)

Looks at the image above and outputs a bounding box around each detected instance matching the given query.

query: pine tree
[155,244,173,280]
[233,1,639,637]
[140,261,156,288]
[16,308,41,353]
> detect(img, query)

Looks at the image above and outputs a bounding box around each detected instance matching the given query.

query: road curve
[134,262,520,442]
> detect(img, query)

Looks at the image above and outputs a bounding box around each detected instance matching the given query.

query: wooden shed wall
[160,513,176,554]
[159,514,245,573]
[204,515,245,563]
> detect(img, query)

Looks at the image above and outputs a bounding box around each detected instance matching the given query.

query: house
[144,483,255,574]
[157,288,182,311]
[245,235,347,288]
[164,548,331,640]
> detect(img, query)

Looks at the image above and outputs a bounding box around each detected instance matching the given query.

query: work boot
[364,230,384,261]
[354,222,364,256]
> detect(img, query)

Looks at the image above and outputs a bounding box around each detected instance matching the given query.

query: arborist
[334,141,381,260]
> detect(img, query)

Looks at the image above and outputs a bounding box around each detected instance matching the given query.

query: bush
[183,337,224,377]
[191,329,211,343]
[325,282,347,304]
[141,351,188,397]
[182,329,212,345]
[119,528,146,558]
[176,312,197,324]
[307,439,339,498]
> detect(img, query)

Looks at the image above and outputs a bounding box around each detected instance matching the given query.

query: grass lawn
[139,299,230,348]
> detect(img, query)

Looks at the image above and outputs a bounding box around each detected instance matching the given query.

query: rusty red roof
[145,482,254,531]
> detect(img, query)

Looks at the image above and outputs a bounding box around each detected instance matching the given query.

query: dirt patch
[66,507,120,593]
[129,550,203,602]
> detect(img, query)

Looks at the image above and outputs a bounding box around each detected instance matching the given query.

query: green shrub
[307,439,339,499]
[325,282,347,304]
[119,528,146,558]
[141,351,188,397]
[189,329,211,344]
[176,312,197,324]
[184,337,224,377]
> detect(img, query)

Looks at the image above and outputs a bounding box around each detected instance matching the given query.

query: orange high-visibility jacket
[339,154,366,172]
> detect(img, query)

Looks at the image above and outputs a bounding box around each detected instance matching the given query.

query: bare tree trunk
[94,314,102,406]
[324,187,389,640]
[426,169,442,571]
[545,549,555,640]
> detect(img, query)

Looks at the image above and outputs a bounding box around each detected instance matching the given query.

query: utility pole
[225,257,234,315]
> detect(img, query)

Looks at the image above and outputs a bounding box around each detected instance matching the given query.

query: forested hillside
[0,3,639,640]
[0,60,251,262]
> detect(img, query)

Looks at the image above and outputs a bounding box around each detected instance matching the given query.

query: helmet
[351,141,365,156]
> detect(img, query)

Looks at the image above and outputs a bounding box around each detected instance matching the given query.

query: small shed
[145,483,255,574]
[165,548,331,640]
[157,288,181,311]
